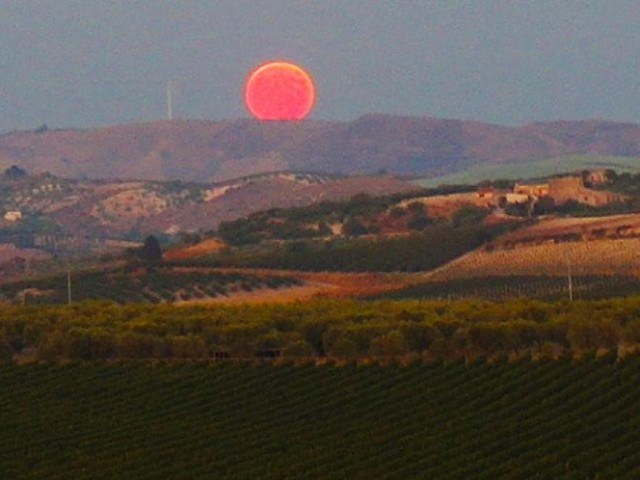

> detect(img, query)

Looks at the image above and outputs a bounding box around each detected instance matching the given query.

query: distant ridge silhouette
[1,115,639,182]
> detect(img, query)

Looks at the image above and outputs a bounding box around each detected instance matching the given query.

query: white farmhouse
[4,211,22,222]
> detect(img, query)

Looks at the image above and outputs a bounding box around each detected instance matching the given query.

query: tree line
[3,297,640,363]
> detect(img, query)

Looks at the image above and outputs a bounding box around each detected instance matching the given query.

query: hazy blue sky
[1,1,639,131]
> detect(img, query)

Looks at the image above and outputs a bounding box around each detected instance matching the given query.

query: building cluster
[403,169,628,220]
[475,169,626,210]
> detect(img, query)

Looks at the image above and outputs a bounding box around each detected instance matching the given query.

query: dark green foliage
[2,359,640,478]
[341,217,368,236]
[388,206,406,218]
[3,165,27,179]
[4,297,640,362]
[0,334,13,364]
[0,214,63,237]
[406,212,433,230]
[504,201,530,217]
[215,187,477,246]
[452,204,490,226]
[194,224,494,272]
[140,235,163,261]
[404,201,434,230]
[487,178,515,189]
[551,199,638,216]
[179,232,203,246]
[532,196,555,215]
[599,171,640,196]
[216,193,400,245]
[217,218,265,245]
[33,123,48,134]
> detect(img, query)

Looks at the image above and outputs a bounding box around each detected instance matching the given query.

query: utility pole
[567,260,573,302]
[67,269,72,305]
[564,249,573,302]
[167,80,173,120]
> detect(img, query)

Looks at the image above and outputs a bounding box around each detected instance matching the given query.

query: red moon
[244,61,316,120]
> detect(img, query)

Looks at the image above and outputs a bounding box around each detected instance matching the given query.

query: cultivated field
[178,270,418,304]
[2,359,640,479]
[0,267,302,305]
[498,213,640,244]
[427,238,640,281]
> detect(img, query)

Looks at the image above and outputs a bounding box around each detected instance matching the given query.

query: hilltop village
[487,169,624,208]
[403,169,626,219]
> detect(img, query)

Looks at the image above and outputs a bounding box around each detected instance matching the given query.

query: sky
[0,0,639,132]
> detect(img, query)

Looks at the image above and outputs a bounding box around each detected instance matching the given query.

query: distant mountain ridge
[2,115,640,182]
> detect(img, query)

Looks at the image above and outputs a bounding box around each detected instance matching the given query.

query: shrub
[328,337,358,359]
[0,334,14,363]
[282,340,315,359]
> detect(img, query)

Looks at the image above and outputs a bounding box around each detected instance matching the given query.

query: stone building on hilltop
[510,171,626,208]
[547,176,626,207]
[582,169,613,187]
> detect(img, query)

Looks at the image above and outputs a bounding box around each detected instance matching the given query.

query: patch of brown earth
[164,239,227,261]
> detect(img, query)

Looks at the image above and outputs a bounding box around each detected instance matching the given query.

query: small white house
[4,211,22,222]
[505,193,530,205]
[165,224,180,235]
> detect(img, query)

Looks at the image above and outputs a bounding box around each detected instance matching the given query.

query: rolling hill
[3,115,640,182]
[414,155,640,188]
[0,172,419,244]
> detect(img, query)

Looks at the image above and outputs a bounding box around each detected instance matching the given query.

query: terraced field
[2,359,640,479]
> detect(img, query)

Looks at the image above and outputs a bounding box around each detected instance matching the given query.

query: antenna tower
[167,80,173,120]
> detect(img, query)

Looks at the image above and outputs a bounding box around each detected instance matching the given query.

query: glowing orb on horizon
[244,61,316,121]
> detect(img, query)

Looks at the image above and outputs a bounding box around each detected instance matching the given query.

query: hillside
[426,238,640,281]
[379,214,640,301]
[0,172,419,252]
[496,213,640,245]
[4,116,640,181]
[415,155,640,188]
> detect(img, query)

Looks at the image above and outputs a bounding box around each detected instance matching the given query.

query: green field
[1,359,640,479]
[414,155,640,188]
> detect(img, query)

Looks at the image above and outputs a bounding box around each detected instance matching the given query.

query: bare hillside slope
[3,115,640,181]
